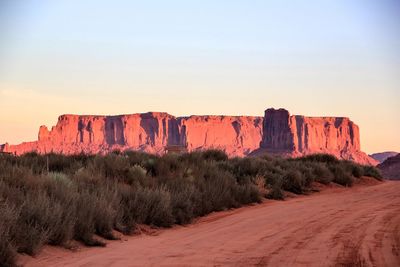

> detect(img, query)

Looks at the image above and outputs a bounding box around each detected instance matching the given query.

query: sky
[0,0,399,153]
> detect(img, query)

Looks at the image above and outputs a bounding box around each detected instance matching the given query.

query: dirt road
[23,180,400,267]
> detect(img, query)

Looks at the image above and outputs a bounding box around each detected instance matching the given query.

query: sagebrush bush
[298,154,339,164]
[166,179,197,224]
[43,175,76,246]
[0,202,18,267]
[312,163,334,184]
[130,187,174,226]
[114,184,137,234]
[283,170,305,194]
[0,151,382,266]
[73,188,105,246]
[267,182,284,200]
[351,165,364,178]
[330,165,353,186]
[201,149,229,162]
[91,185,120,240]
[362,166,382,180]
[15,191,63,254]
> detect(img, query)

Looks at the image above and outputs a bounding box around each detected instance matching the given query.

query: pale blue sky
[0,0,399,153]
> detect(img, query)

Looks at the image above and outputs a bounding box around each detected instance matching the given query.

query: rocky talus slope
[378,154,400,179]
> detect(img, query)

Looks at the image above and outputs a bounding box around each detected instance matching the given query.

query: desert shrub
[114,185,137,234]
[299,154,339,164]
[72,175,121,242]
[362,166,382,180]
[18,152,47,174]
[0,202,19,267]
[301,165,316,186]
[199,167,239,213]
[166,179,197,224]
[124,165,148,186]
[73,188,105,246]
[178,151,204,165]
[143,155,182,178]
[125,151,155,166]
[266,181,284,200]
[312,163,334,184]
[283,170,305,194]
[263,169,284,187]
[14,191,66,254]
[47,172,72,185]
[330,165,353,186]
[233,183,261,204]
[351,164,364,178]
[134,187,174,227]
[47,154,75,173]
[201,149,228,162]
[92,185,120,240]
[254,175,267,197]
[43,174,76,245]
[92,154,131,179]
[230,157,268,179]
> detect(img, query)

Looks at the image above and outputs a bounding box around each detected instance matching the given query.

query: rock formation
[178,116,263,156]
[0,108,377,165]
[1,113,263,157]
[378,154,400,180]
[370,151,399,163]
[257,108,376,165]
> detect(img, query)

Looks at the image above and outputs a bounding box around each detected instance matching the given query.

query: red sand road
[23,181,400,267]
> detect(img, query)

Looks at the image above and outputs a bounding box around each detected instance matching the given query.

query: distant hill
[369,152,399,163]
[378,154,400,180]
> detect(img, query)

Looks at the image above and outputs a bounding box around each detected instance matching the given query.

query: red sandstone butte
[0,108,377,165]
[257,108,377,165]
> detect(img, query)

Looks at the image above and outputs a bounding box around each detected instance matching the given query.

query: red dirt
[21,180,400,267]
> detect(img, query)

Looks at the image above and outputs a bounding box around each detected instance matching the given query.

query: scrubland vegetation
[0,150,381,266]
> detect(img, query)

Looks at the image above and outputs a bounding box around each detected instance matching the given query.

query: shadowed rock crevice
[165,118,180,146]
[105,117,125,145]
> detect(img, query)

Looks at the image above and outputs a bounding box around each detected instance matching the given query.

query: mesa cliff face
[179,116,263,156]
[0,108,377,165]
[33,113,180,154]
[258,109,376,165]
[2,113,263,157]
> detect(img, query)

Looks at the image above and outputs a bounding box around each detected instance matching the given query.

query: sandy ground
[22,180,400,267]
